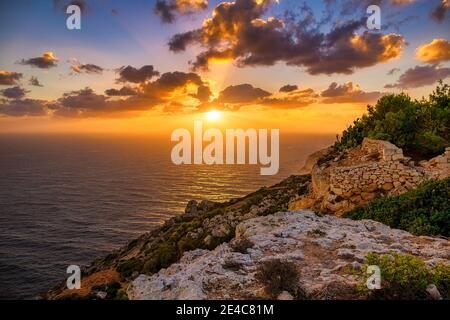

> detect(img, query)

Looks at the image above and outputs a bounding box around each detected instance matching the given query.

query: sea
[0,133,335,299]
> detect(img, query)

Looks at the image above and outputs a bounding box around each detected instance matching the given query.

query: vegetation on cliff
[357,252,450,300]
[335,82,450,159]
[345,177,450,237]
[116,175,310,279]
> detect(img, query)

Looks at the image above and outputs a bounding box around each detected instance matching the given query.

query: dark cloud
[58,87,109,110]
[169,30,202,52]
[70,60,103,74]
[385,65,450,89]
[430,0,450,22]
[0,71,22,85]
[105,86,138,96]
[387,68,401,75]
[217,84,271,104]
[0,99,48,117]
[28,76,43,87]
[116,65,160,83]
[51,87,157,117]
[1,86,29,99]
[321,82,382,103]
[20,52,58,69]
[279,85,298,93]
[50,71,209,117]
[169,0,405,74]
[53,0,89,14]
[261,88,318,109]
[154,0,208,23]
[141,71,204,99]
[198,85,318,110]
[190,85,212,102]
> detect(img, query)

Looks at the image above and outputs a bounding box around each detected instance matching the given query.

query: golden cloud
[416,39,450,64]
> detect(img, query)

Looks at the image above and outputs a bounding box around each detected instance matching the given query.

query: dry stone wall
[292,139,450,215]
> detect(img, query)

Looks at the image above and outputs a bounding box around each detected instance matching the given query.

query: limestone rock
[299,147,333,175]
[426,284,442,300]
[127,211,449,300]
[185,200,198,216]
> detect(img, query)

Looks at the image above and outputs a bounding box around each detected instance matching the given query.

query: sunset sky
[0,0,449,134]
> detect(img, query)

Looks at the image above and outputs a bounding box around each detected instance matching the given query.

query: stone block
[382,183,394,191]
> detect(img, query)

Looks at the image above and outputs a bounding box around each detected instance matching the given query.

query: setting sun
[206,110,222,121]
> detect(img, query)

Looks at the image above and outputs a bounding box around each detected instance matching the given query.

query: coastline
[45,174,313,300]
[45,141,450,300]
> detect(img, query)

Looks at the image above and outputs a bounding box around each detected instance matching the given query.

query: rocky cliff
[127,211,449,300]
[46,140,450,300]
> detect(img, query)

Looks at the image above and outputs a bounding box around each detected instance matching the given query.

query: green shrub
[177,236,203,253]
[117,258,143,278]
[115,288,129,300]
[255,259,300,298]
[345,178,450,237]
[143,243,179,274]
[358,252,450,300]
[335,82,450,159]
[416,131,448,156]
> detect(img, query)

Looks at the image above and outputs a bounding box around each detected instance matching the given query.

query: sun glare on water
[206,110,222,121]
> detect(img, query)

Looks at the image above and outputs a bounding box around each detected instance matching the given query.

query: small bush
[230,238,254,254]
[177,236,203,253]
[335,82,450,159]
[142,243,179,274]
[358,252,450,300]
[115,288,129,300]
[117,258,142,278]
[255,259,300,298]
[345,177,450,237]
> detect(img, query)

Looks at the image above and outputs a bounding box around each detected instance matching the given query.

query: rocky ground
[127,210,449,300]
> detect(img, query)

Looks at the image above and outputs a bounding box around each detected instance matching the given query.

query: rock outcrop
[292,139,450,215]
[127,210,449,300]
